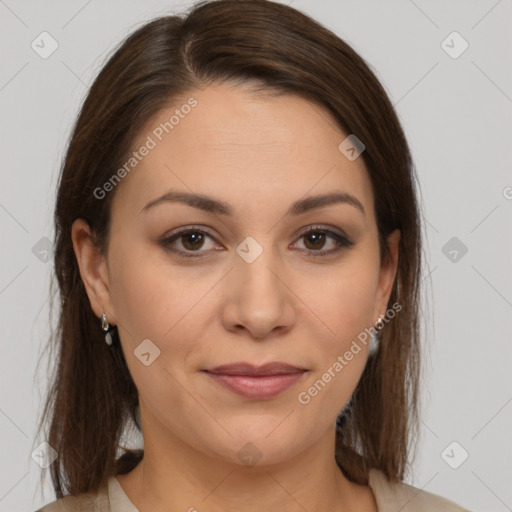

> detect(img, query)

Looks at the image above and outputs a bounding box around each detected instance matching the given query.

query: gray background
[1,0,511,510]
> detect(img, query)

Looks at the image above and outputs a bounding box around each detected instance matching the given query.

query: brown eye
[160,228,218,257]
[160,225,354,259]
[294,227,355,257]
[180,231,206,251]
[303,231,327,251]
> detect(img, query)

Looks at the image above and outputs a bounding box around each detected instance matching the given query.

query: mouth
[203,362,308,400]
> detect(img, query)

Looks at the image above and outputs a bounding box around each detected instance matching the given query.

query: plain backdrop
[1,1,511,511]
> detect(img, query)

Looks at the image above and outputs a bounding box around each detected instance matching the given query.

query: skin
[72,82,399,512]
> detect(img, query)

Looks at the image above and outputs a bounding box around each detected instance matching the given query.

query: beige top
[37,468,471,511]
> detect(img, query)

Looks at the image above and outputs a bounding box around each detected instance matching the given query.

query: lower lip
[204,371,306,400]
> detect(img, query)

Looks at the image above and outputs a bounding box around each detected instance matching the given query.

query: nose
[221,246,296,340]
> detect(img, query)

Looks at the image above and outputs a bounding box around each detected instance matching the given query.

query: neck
[117,417,376,512]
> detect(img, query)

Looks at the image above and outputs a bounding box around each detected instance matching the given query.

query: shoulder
[35,481,110,512]
[368,468,472,512]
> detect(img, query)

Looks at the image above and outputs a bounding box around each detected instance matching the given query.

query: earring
[101,312,114,346]
[369,314,385,356]
[375,314,385,330]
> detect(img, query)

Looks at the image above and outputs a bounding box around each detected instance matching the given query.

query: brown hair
[38,0,422,498]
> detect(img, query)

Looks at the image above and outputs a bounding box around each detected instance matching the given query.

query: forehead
[111,82,374,222]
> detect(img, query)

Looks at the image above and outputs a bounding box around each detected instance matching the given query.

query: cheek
[294,269,378,419]
[301,253,380,347]
[108,240,216,374]
[108,247,211,433]
[108,236,191,337]
[293,249,380,407]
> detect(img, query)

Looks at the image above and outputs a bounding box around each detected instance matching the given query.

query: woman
[36,0,470,510]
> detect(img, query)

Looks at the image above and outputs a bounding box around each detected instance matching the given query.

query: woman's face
[74,82,399,467]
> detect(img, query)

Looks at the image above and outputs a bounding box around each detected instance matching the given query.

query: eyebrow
[140,190,365,217]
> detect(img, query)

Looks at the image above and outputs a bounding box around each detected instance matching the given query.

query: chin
[195,419,312,469]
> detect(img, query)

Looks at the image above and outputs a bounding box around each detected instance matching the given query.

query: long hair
[37,0,422,498]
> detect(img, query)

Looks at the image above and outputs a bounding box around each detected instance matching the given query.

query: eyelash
[160,225,355,259]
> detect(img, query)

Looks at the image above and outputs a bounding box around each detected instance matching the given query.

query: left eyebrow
[140,190,365,217]
[287,192,365,217]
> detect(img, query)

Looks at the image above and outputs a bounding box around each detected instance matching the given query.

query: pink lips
[204,362,307,400]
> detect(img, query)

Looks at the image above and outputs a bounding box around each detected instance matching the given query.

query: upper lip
[205,362,307,376]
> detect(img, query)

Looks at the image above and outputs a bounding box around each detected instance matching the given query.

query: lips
[203,362,308,399]
[207,362,307,376]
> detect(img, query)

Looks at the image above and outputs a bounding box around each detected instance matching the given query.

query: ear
[71,218,117,325]
[374,229,400,320]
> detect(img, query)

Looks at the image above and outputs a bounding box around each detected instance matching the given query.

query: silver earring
[375,314,385,330]
[101,313,114,346]
[369,314,384,356]
[369,331,379,356]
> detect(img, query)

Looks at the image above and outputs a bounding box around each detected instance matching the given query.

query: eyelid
[296,224,351,241]
[292,225,355,257]
[159,225,220,257]
[160,224,354,257]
